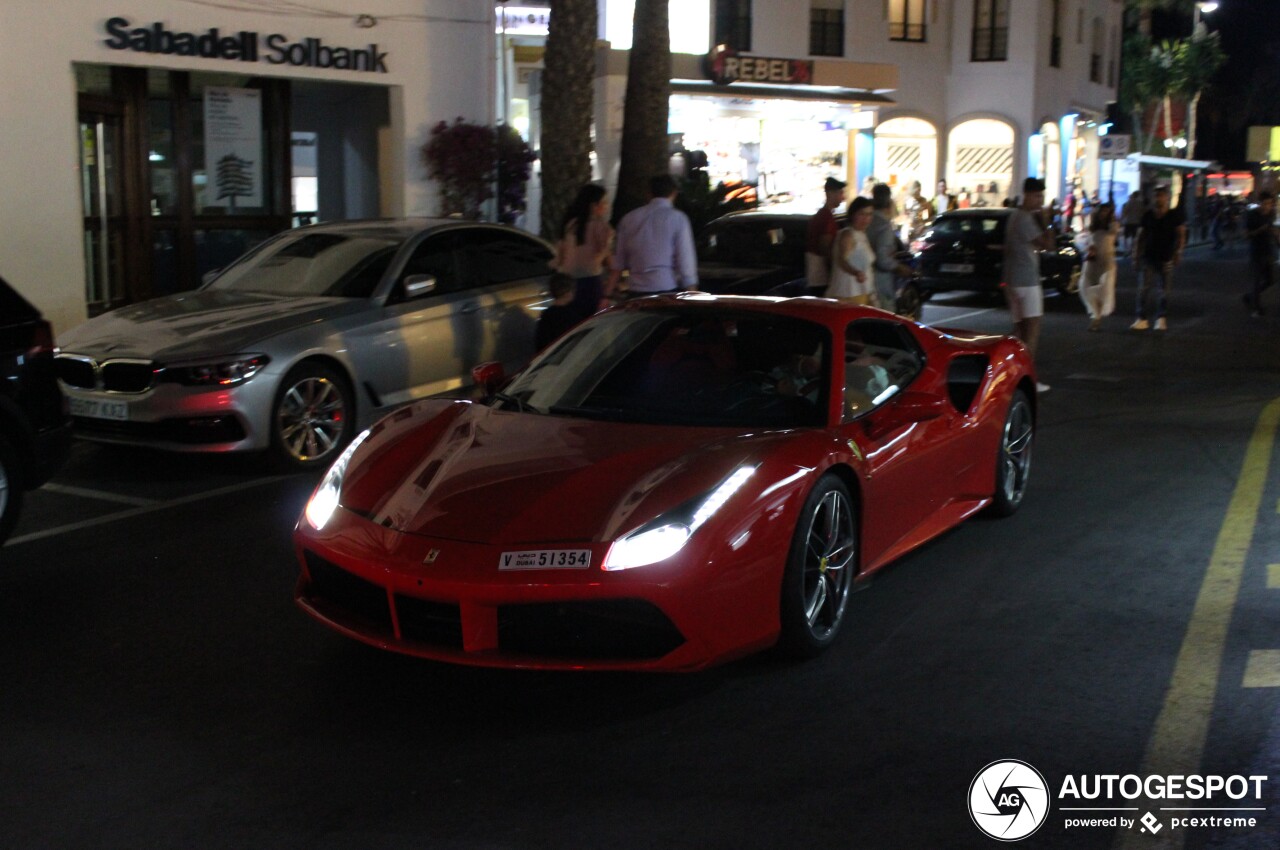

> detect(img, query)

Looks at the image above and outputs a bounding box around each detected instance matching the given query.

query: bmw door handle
[459,303,479,315]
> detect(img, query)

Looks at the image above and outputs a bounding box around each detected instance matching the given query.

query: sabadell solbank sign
[102,17,390,73]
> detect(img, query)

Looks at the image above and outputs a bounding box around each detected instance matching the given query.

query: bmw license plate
[499,549,592,570]
[69,397,129,421]
[940,263,975,274]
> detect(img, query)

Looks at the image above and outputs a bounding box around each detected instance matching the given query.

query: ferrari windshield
[501,306,831,427]
[205,231,401,298]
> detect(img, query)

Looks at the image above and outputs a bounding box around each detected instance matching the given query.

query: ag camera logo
[969,760,1051,841]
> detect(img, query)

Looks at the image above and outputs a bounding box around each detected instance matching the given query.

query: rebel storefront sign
[103,18,389,73]
[705,46,813,86]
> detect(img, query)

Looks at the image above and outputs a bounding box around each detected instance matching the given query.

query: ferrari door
[838,319,968,562]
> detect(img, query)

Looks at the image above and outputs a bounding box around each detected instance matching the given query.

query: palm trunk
[539,0,598,240]
[1187,91,1201,160]
[612,0,671,222]
[1146,101,1162,156]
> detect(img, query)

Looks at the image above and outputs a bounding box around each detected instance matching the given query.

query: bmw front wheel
[270,362,355,471]
[779,475,858,658]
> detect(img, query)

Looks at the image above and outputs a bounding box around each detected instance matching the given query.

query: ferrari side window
[843,320,925,421]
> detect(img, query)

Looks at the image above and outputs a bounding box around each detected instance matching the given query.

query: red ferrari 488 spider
[294,294,1035,671]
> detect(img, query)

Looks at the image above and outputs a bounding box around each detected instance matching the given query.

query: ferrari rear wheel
[990,389,1033,517]
[270,362,355,471]
[779,475,858,658]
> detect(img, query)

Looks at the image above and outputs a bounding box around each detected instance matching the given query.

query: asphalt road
[3,245,1280,849]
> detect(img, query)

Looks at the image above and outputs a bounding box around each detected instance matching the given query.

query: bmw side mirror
[403,274,437,299]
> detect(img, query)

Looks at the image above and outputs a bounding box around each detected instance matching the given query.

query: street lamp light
[1194,2,1219,33]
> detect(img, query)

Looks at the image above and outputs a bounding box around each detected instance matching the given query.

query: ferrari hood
[340,402,794,546]
[57,290,362,361]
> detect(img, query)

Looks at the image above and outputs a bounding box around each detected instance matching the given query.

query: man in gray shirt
[868,183,913,311]
[606,174,698,299]
[1003,177,1055,392]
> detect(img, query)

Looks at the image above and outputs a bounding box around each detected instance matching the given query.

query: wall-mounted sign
[204,87,263,209]
[1098,134,1131,160]
[103,17,389,73]
[704,45,813,86]
[497,7,551,37]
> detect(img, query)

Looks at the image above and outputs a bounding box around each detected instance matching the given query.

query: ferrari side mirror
[471,361,506,397]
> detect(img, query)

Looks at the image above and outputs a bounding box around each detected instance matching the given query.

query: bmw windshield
[205,231,402,298]
[499,306,831,428]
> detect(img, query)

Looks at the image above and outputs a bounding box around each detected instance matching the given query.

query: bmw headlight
[165,354,270,387]
[305,429,371,531]
[603,465,757,571]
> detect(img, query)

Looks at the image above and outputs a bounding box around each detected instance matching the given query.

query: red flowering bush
[421,118,536,223]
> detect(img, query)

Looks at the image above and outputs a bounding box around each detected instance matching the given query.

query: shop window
[810,0,844,56]
[714,0,752,51]
[889,0,927,43]
[971,0,1009,62]
[188,72,272,217]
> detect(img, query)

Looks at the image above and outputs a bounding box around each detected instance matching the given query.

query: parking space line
[1269,565,1280,589]
[3,476,295,548]
[1244,651,1280,688]
[927,307,994,325]
[1114,397,1280,850]
[41,483,157,507]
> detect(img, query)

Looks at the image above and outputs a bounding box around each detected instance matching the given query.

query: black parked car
[0,277,71,543]
[900,208,1082,318]
[696,211,810,297]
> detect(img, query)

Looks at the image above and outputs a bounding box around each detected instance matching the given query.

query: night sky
[1166,0,1280,165]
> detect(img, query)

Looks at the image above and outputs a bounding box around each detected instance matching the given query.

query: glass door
[79,107,127,312]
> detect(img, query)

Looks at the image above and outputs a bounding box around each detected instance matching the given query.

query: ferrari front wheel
[989,389,1033,516]
[779,475,858,658]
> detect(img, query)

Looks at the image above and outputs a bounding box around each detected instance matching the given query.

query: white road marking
[40,483,156,507]
[4,476,295,548]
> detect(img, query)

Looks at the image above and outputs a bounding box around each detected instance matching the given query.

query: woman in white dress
[1079,201,1119,331]
[827,197,876,305]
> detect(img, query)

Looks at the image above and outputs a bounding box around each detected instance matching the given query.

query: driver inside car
[844,336,891,415]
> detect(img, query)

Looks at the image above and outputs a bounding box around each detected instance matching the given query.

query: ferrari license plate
[69,397,129,421]
[940,263,975,274]
[499,549,592,570]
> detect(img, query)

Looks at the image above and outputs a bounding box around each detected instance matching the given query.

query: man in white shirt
[606,174,698,299]
[1003,177,1055,392]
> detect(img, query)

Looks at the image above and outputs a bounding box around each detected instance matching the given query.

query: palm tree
[612,0,671,222]
[539,0,598,241]
[1173,30,1226,159]
[1125,0,1198,36]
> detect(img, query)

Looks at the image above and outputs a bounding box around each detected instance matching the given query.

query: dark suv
[696,211,810,297]
[1,277,71,543]
[900,208,1082,317]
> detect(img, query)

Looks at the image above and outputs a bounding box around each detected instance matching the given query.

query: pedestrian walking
[804,177,846,296]
[1079,201,1119,331]
[606,174,698,301]
[1120,191,1145,255]
[1003,177,1055,392]
[868,183,915,312]
[535,273,582,351]
[827,197,875,305]
[553,183,613,318]
[1130,185,1187,332]
[1243,190,1278,317]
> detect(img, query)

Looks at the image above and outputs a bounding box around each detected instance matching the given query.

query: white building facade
[1,0,496,334]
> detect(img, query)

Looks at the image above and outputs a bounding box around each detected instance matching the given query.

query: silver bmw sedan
[56,219,553,469]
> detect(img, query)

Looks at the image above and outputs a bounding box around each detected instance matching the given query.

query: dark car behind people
[0,276,72,543]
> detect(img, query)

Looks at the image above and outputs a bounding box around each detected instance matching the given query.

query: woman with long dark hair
[554,184,613,318]
[1080,201,1119,331]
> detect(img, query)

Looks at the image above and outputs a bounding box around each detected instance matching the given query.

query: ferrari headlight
[603,465,757,571]
[165,354,269,387]
[304,429,371,531]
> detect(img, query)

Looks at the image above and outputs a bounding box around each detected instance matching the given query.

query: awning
[1125,154,1220,171]
[670,80,894,105]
